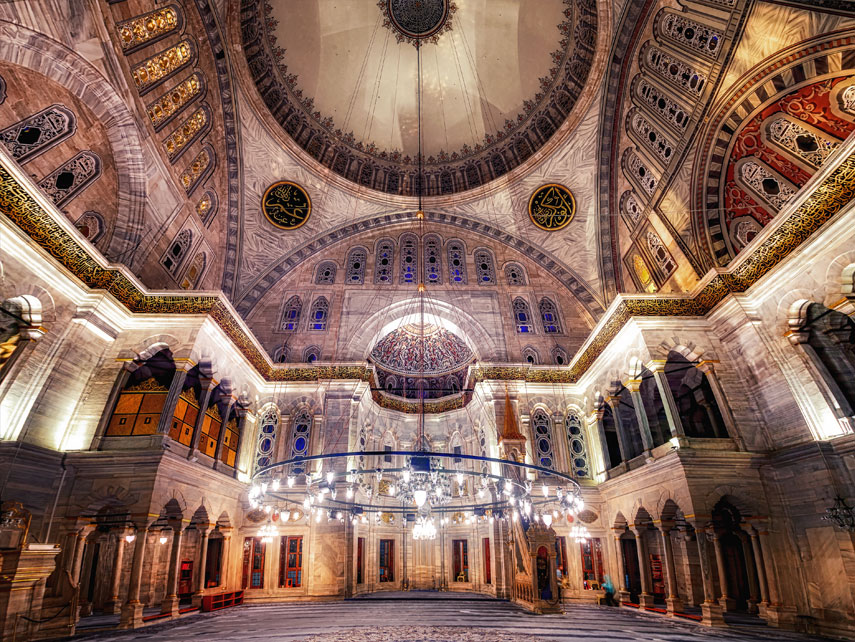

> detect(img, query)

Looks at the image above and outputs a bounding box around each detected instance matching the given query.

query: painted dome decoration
[370,323,473,375]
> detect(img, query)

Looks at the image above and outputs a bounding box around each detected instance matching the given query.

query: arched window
[289,409,312,475]
[281,296,302,331]
[532,409,554,470]
[424,234,442,285]
[74,211,105,243]
[765,115,839,170]
[632,254,656,293]
[400,234,418,284]
[447,240,467,284]
[38,150,101,206]
[624,149,657,196]
[539,298,562,333]
[656,10,722,59]
[629,109,675,166]
[308,297,329,331]
[131,40,194,94]
[565,411,589,478]
[646,232,676,276]
[179,252,206,289]
[374,239,394,284]
[522,346,540,365]
[272,345,289,363]
[163,105,210,163]
[315,261,337,284]
[346,248,366,284]
[474,249,496,284]
[179,145,213,195]
[513,297,533,334]
[635,78,690,132]
[477,426,489,475]
[620,191,643,228]
[161,228,192,275]
[1,105,76,163]
[736,158,797,212]
[504,263,527,286]
[255,405,279,472]
[642,44,706,96]
[303,346,320,363]
[552,346,568,366]
[196,189,217,224]
[116,5,182,52]
[146,72,204,131]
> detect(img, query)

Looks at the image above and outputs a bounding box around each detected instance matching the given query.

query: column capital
[695,359,720,374]
[657,520,675,534]
[646,359,668,373]
[604,395,621,409]
[625,379,643,393]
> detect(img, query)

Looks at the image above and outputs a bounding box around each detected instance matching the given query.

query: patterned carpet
[304,626,555,642]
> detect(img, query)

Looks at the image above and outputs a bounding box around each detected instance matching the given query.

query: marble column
[70,530,88,586]
[613,531,629,603]
[78,536,97,617]
[213,396,236,469]
[192,528,211,608]
[187,377,216,459]
[748,527,769,606]
[659,524,682,615]
[694,523,725,627]
[232,405,252,479]
[699,399,724,438]
[104,530,128,615]
[625,379,654,454]
[632,527,655,608]
[696,361,745,449]
[119,525,150,629]
[647,361,686,440]
[590,409,610,471]
[738,531,760,614]
[605,396,630,464]
[160,522,184,616]
[156,366,189,435]
[220,531,232,589]
[711,531,735,611]
[756,528,780,606]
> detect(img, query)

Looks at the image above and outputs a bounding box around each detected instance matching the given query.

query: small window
[513,297,533,334]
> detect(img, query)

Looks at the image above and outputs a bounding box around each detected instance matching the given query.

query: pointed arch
[280,295,302,332]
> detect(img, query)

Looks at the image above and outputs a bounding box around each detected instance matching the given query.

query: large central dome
[241,0,599,196]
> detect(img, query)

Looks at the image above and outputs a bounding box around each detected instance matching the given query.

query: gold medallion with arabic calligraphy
[262,180,312,230]
[528,183,575,231]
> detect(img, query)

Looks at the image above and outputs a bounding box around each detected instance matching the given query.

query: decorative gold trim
[261,180,311,230]
[527,183,576,231]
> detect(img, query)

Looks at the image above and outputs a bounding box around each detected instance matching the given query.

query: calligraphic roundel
[528,183,576,231]
[262,180,312,230]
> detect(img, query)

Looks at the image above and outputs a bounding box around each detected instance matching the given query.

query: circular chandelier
[249,450,583,541]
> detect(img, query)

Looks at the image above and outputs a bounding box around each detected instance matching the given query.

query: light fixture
[326,471,335,484]
[542,484,549,498]
[159,535,168,545]
[413,489,428,508]
[543,513,553,527]
[287,476,295,488]
[125,533,136,544]
[272,478,280,491]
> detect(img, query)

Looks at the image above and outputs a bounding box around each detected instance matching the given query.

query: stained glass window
[522,346,540,365]
[1,105,75,163]
[303,346,320,363]
[346,248,366,284]
[532,409,554,469]
[161,228,192,275]
[424,234,442,285]
[513,297,533,333]
[504,263,526,286]
[255,405,279,472]
[281,296,302,332]
[539,298,562,333]
[315,261,336,285]
[289,409,312,475]
[308,297,329,331]
[474,249,496,284]
[447,241,467,284]
[565,411,590,478]
[374,239,394,284]
[400,234,418,284]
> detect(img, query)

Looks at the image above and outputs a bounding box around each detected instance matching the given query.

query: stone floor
[72,600,830,642]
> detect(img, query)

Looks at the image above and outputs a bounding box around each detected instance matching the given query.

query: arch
[552,346,568,366]
[0,104,76,163]
[255,403,280,472]
[522,346,540,365]
[423,233,443,285]
[664,350,728,439]
[314,260,337,285]
[161,228,192,276]
[0,21,146,263]
[564,409,589,478]
[196,189,218,225]
[179,251,207,289]
[74,211,105,244]
[531,408,555,470]
[654,9,722,59]
[288,406,313,475]
[302,345,320,363]
[272,344,289,363]
[446,238,467,284]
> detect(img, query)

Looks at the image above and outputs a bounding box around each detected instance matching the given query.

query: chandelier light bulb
[264,505,271,514]
[403,470,411,483]
[125,533,136,544]
[413,489,428,508]
[272,478,280,491]
[287,476,295,488]
[543,513,553,527]
[159,535,168,544]
[331,489,337,500]
[389,485,396,496]
[282,510,291,522]
[542,484,549,497]
[552,510,559,518]
[456,471,464,485]
[336,511,342,520]
[478,488,485,499]
[261,482,268,494]
[327,471,335,484]
[315,511,322,523]
[512,510,519,522]
[347,486,354,499]
[303,497,311,509]
[489,516,494,524]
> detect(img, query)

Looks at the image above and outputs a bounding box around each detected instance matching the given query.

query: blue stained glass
[295,436,306,452]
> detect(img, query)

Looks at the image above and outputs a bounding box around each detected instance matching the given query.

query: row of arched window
[254,405,314,475]
[529,408,591,478]
[280,295,329,333]
[513,297,562,335]
[314,237,531,287]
